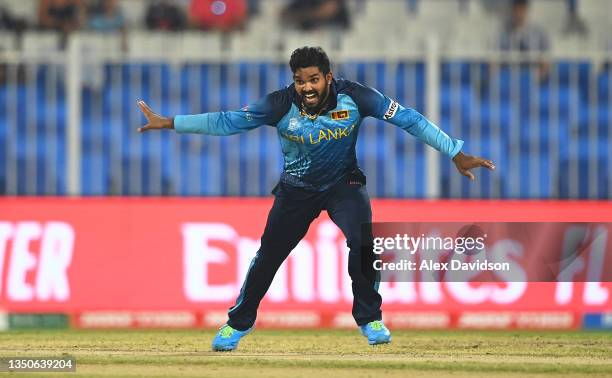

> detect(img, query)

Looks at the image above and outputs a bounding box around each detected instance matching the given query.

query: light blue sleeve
[174,111,260,136]
[388,105,464,158]
[347,81,463,158]
[174,88,293,136]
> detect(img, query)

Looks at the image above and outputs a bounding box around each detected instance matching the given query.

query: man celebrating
[138,47,495,351]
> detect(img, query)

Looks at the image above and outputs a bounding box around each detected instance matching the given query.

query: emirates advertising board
[1,198,611,330]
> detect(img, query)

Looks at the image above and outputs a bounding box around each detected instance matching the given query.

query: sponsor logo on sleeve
[383,101,399,120]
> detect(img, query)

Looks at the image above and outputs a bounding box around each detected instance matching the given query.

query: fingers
[457,156,495,181]
[138,100,153,118]
[137,100,157,133]
[137,124,150,133]
[480,159,496,170]
[466,156,495,170]
[461,169,475,181]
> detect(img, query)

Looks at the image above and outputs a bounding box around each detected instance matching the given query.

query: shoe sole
[369,336,392,345]
[369,340,391,345]
[212,345,236,352]
[212,340,239,352]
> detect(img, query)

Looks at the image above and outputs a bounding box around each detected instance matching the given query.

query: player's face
[293,67,332,111]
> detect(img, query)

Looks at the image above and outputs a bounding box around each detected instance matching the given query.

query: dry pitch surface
[1,329,611,377]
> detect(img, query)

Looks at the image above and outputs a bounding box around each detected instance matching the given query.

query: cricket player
[137,47,495,351]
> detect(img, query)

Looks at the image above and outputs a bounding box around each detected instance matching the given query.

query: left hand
[137,100,174,132]
[452,151,495,181]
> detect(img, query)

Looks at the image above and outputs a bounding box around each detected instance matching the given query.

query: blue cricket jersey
[174,78,464,191]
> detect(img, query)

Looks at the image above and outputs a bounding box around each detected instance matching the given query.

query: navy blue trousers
[226,171,382,331]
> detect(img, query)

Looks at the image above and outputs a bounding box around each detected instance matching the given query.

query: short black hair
[289,46,331,74]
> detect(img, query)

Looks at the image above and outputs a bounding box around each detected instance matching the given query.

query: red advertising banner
[1,198,611,329]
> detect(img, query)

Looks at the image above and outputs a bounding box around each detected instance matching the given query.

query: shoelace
[219,326,234,338]
[369,320,384,331]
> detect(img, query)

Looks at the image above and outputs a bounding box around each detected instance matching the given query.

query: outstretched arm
[392,107,496,180]
[136,88,292,136]
[348,81,495,180]
[137,100,271,136]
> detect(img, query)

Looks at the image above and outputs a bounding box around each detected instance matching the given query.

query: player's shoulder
[266,84,296,106]
[333,78,391,118]
[335,78,384,107]
[335,78,380,99]
[256,85,296,116]
[335,78,365,94]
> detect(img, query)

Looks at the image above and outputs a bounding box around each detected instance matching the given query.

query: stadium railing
[0,32,610,199]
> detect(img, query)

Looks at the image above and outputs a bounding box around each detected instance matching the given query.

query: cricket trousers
[226,170,382,331]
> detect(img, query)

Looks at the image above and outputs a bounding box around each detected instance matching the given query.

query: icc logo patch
[242,105,253,121]
[330,110,350,120]
[288,118,299,131]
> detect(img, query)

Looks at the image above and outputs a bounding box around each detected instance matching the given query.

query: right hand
[137,100,174,132]
[452,151,495,181]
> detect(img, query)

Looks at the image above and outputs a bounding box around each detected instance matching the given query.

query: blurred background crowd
[0,0,606,52]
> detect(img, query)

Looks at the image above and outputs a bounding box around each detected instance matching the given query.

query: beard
[301,85,330,114]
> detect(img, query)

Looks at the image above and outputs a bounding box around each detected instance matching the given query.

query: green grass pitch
[1,329,611,377]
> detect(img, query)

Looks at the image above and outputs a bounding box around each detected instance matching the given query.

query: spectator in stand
[188,0,248,32]
[87,0,125,32]
[280,0,350,31]
[38,0,84,33]
[87,0,126,51]
[0,4,28,34]
[145,0,188,31]
[0,4,29,84]
[246,0,259,16]
[563,0,588,36]
[38,0,84,48]
[498,0,549,78]
[498,0,549,52]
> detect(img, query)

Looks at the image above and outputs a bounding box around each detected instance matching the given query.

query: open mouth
[303,92,318,105]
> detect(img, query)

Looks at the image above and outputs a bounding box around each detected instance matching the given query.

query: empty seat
[80,32,124,53]
[529,0,567,33]
[126,31,224,59]
[22,31,62,53]
[0,32,16,52]
[227,30,282,59]
[282,30,341,58]
[118,0,151,28]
